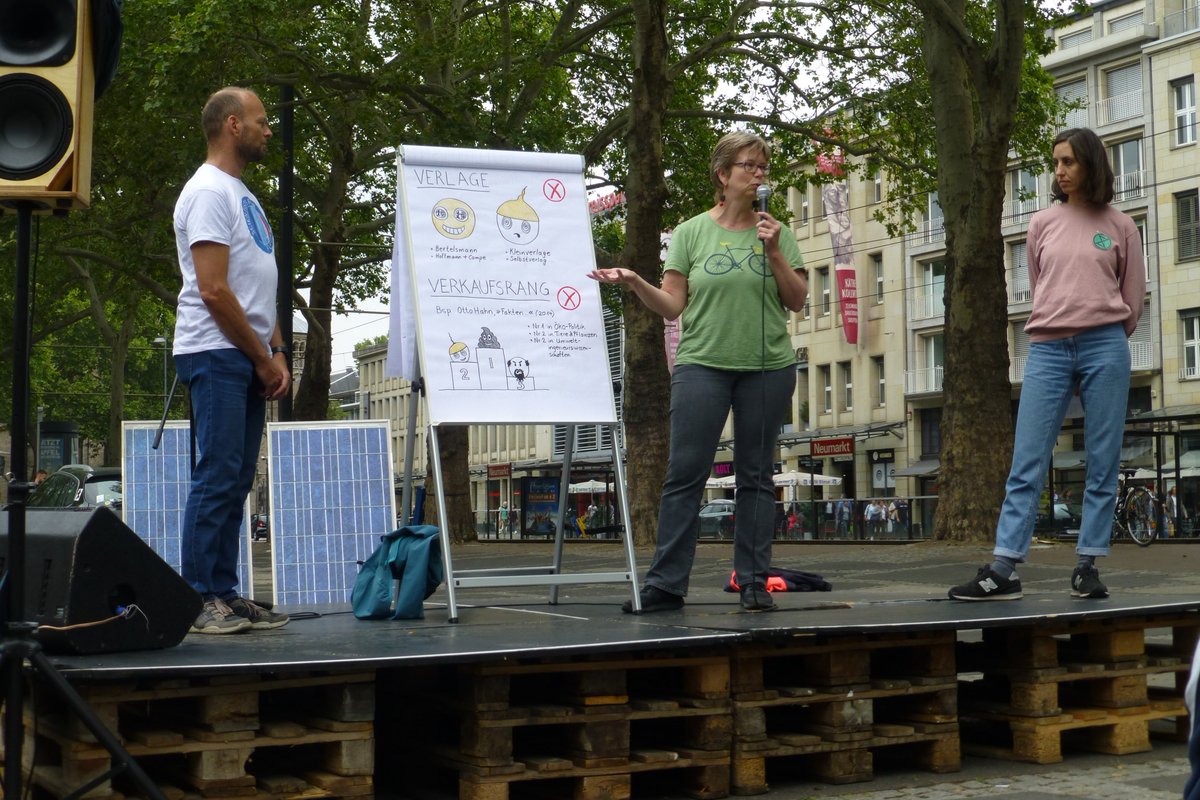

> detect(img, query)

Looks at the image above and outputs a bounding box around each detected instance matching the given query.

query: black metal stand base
[3,203,166,800]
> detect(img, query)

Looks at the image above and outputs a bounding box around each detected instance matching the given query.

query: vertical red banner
[819,160,858,345]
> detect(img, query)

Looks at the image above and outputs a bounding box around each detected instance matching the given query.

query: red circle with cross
[557,286,581,310]
[543,179,566,202]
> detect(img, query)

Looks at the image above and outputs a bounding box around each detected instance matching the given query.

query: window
[1185,315,1200,379]
[1179,191,1200,260]
[1008,168,1039,219]
[839,361,853,411]
[871,253,884,303]
[872,170,883,204]
[919,333,945,392]
[1103,63,1142,125]
[1108,11,1143,34]
[915,259,945,319]
[1010,240,1029,302]
[1173,77,1197,147]
[818,267,831,315]
[1110,138,1143,199]
[1059,29,1093,49]
[873,356,886,408]
[800,189,810,224]
[1057,78,1088,129]
[1133,216,1149,279]
[820,365,832,413]
[1012,320,1031,382]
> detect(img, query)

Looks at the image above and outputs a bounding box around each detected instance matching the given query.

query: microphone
[756,184,771,214]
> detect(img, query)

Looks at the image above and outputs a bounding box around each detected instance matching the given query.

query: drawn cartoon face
[431,198,476,239]
[496,188,540,245]
[507,357,531,387]
[449,340,470,362]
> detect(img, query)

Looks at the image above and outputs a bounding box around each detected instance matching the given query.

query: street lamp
[152,336,170,398]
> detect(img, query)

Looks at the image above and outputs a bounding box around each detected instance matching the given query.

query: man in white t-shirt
[173,87,291,634]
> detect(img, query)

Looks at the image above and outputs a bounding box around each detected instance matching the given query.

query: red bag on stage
[726,568,831,593]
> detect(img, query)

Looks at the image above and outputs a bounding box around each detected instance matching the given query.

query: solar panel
[121,421,255,598]
[266,420,396,606]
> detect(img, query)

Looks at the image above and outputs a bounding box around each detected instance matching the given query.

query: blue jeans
[995,323,1130,562]
[645,364,796,595]
[176,349,265,600]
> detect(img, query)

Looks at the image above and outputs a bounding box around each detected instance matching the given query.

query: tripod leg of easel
[549,425,575,605]
[428,424,460,623]
[611,425,642,612]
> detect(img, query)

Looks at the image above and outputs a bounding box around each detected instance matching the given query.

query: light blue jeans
[176,348,265,600]
[644,363,796,595]
[994,323,1130,562]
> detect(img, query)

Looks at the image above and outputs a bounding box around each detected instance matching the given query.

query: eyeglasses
[732,161,770,175]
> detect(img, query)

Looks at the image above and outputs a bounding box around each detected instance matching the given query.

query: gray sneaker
[190,598,252,634]
[227,596,290,629]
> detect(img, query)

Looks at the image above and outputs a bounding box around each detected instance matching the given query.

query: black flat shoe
[740,583,775,611]
[622,585,684,614]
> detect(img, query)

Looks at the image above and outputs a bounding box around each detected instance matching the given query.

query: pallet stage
[11,593,1200,799]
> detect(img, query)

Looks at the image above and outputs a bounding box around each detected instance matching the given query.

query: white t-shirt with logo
[173,163,278,356]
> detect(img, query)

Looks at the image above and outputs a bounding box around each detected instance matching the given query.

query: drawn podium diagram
[388,144,641,620]
[447,327,535,391]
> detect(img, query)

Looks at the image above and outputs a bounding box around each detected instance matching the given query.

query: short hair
[200,87,252,143]
[711,131,771,201]
[1050,127,1114,206]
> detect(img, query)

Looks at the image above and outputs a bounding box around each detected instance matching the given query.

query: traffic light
[0,0,117,210]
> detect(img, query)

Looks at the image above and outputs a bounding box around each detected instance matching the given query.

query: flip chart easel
[390,144,640,621]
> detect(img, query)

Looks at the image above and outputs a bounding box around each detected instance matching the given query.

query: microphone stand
[3,202,166,800]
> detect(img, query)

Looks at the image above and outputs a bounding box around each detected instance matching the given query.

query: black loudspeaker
[0,506,202,654]
[0,0,97,208]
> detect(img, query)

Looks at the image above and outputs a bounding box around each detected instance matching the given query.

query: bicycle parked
[1112,470,1160,546]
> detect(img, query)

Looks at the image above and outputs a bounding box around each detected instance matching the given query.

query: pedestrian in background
[589,131,808,613]
[950,127,1144,601]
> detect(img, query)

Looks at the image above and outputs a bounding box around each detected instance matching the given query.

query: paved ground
[252,534,1200,799]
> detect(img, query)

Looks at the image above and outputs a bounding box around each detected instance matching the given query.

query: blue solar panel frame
[266,420,397,607]
[121,421,256,598]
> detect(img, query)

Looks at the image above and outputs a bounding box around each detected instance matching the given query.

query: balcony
[1165,5,1200,36]
[908,291,945,322]
[1180,363,1199,381]
[907,217,945,247]
[1003,195,1043,225]
[905,366,944,394]
[1130,339,1153,371]
[1097,90,1143,126]
[1010,355,1027,383]
[1114,169,1148,202]
[1010,275,1031,303]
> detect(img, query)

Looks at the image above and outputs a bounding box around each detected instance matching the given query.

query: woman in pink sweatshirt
[950,127,1145,602]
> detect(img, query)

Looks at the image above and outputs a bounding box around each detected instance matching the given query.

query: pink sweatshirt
[1025,202,1145,342]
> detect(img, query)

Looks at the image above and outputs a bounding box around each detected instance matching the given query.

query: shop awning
[894,459,939,477]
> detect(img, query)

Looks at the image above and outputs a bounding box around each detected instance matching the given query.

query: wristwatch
[270,345,289,358]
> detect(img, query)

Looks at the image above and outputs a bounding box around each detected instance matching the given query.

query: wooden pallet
[381,653,733,799]
[14,672,376,799]
[958,613,1200,763]
[729,631,960,794]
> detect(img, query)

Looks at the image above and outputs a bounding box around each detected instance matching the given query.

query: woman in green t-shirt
[589,131,808,613]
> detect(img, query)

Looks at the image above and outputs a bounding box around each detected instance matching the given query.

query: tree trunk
[619,0,673,547]
[920,0,1027,541]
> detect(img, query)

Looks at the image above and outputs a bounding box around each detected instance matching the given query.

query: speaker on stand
[1,4,167,799]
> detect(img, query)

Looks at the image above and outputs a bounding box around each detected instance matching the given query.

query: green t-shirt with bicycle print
[666,212,805,371]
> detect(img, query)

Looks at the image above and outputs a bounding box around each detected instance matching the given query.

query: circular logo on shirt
[242,197,274,254]
[1093,232,1112,250]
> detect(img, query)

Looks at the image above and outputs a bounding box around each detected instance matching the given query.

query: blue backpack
[351,525,443,620]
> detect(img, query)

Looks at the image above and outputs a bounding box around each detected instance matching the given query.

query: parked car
[698,499,735,539]
[251,513,270,541]
[1034,502,1082,537]
[26,464,122,510]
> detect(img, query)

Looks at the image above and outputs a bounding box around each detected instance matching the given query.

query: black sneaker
[948,565,1023,601]
[227,596,290,629]
[740,583,776,611]
[622,585,684,614]
[1071,564,1109,598]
